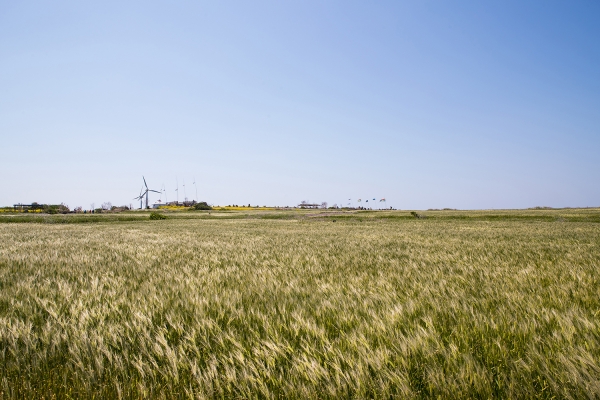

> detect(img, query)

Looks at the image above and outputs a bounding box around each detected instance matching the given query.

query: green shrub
[149,212,167,220]
[192,202,212,210]
[411,211,426,218]
[43,204,70,214]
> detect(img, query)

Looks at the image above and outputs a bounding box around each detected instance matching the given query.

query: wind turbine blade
[149,190,161,194]
[143,176,148,189]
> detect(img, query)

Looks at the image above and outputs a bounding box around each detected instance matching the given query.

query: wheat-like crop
[0,210,599,398]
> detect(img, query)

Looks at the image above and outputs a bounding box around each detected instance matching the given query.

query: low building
[297,203,321,209]
[152,201,166,209]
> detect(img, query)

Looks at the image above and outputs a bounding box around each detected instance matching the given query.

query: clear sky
[2,1,599,210]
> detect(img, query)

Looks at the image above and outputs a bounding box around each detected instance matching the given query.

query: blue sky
[1,1,599,209]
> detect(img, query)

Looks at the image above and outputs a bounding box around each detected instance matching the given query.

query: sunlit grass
[1,209,599,398]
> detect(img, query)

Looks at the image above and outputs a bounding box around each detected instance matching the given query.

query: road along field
[1,209,599,398]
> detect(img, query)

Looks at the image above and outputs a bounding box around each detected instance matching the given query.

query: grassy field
[1,209,599,398]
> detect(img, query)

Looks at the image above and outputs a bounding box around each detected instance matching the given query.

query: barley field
[1,209,599,398]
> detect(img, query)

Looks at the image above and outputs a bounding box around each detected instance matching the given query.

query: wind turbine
[193,177,198,202]
[134,176,161,209]
[156,184,167,205]
[134,186,144,209]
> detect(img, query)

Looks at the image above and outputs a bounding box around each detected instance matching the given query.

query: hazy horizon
[2,1,599,210]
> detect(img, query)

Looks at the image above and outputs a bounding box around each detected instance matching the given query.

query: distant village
[4,200,393,214]
[6,200,202,214]
[1,177,393,214]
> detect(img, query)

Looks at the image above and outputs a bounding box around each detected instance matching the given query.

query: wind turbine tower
[134,177,161,209]
[193,177,198,202]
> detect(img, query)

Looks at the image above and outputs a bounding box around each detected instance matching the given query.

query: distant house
[152,201,166,209]
[297,203,320,209]
[13,203,47,211]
